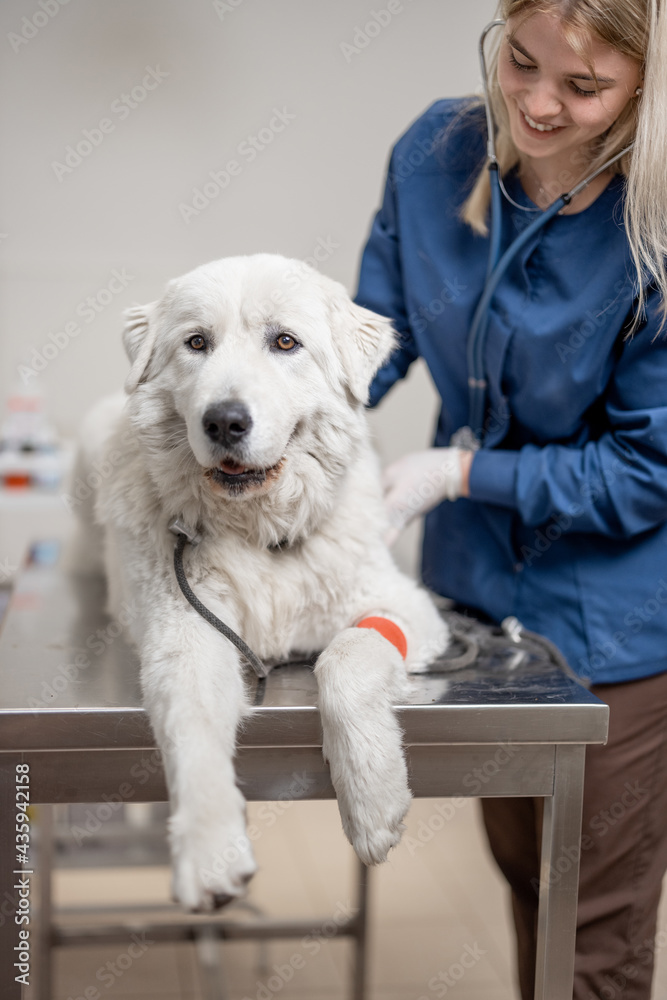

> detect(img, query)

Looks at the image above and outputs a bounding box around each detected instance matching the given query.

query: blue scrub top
[356,99,667,684]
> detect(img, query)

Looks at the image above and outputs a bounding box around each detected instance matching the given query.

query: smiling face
[497,10,642,176]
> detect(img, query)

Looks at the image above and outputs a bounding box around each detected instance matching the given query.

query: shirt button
[513,563,524,573]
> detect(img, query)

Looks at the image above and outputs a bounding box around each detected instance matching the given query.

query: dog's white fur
[72,254,448,911]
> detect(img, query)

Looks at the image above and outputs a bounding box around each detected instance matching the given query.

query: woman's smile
[519,108,566,136]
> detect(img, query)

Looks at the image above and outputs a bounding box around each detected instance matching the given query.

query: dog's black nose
[203,402,253,446]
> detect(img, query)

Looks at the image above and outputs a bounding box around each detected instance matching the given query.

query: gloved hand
[382,448,465,547]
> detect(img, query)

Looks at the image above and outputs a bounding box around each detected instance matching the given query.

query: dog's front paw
[316,628,413,865]
[337,781,411,866]
[324,729,412,866]
[169,796,257,911]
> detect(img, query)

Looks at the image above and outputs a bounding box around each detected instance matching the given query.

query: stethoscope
[456,19,633,449]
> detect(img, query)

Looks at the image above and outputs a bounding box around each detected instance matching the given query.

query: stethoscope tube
[467,186,568,438]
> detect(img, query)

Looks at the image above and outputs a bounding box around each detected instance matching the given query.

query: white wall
[0,0,497,573]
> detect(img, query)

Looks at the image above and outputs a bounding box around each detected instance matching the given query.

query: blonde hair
[462,0,667,330]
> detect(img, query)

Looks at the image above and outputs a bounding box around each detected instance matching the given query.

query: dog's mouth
[205,456,286,495]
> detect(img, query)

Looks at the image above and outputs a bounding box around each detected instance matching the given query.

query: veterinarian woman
[355,1,667,997]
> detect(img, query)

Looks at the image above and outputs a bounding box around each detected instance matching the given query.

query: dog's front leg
[314,627,411,866]
[139,592,256,911]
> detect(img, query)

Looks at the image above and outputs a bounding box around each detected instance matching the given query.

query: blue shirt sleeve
[469,288,667,538]
[355,149,419,408]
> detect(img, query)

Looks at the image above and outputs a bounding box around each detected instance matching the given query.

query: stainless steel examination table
[0,556,609,1000]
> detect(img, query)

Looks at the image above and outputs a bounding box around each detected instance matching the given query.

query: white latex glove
[382,448,463,547]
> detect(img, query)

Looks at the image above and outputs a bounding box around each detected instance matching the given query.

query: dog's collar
[168,518,201,545]
[170,518,292,553]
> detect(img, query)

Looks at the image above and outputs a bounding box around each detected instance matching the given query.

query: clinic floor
[52,798,667,1000]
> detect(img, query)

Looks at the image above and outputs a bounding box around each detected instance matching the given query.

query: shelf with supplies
[0,388,76,581]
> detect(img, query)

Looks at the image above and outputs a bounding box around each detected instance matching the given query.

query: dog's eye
[274,334,297,351]
[187,334,207,351]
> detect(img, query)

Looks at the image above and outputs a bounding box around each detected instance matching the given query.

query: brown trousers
[481,669,667,1000]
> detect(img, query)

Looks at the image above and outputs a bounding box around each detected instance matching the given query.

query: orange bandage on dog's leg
[355,616,408,660]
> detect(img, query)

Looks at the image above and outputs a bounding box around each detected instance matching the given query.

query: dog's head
[122,255,395,502]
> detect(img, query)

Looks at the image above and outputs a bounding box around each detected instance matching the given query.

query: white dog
[73,254,449,911]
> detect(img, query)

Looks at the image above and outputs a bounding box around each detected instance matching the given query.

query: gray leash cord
[172,530,270,679]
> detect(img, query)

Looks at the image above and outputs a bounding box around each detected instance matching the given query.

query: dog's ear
[328,291,397,405]
[123,301,160,394]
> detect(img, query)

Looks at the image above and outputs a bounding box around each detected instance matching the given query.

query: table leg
[36,805,53,1000]
[351,860,369,1000]
[1,757,24,1000]
[534,743,586,1000]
